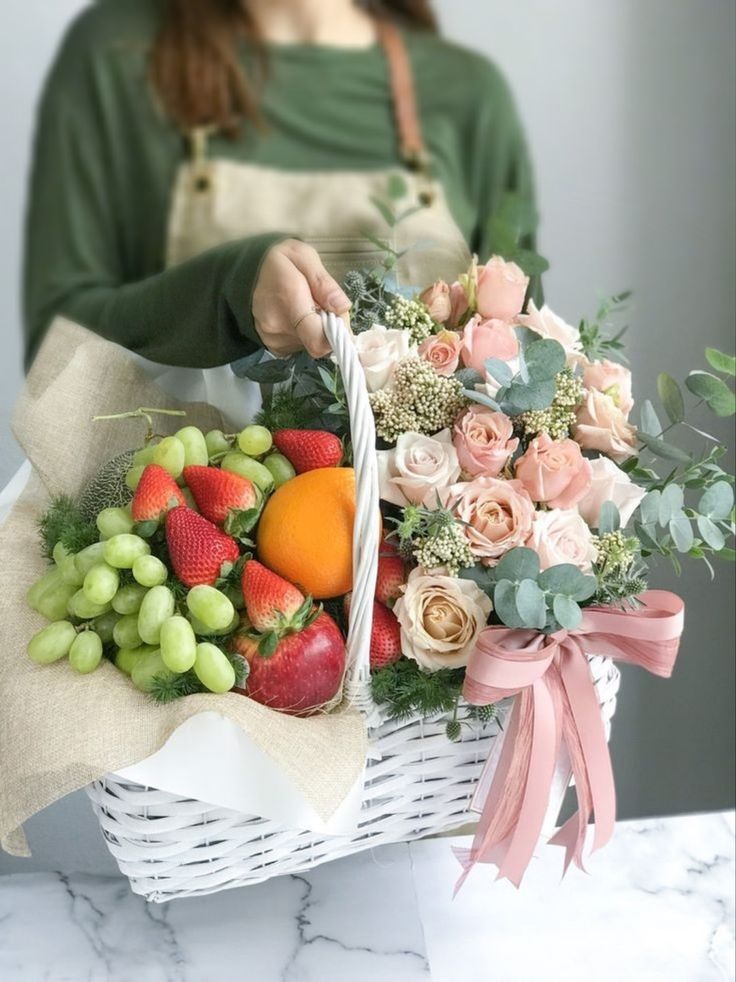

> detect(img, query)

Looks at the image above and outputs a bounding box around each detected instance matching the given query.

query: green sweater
[23,0,541,370]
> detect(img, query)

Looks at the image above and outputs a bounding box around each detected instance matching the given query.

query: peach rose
[453,408,519,478]
[476,256,529,322]
[577,456,646,528]
[394,569,492,671]
[442,476,535,564]
[377,429,461,507]
[517,300,583,363]
[417,330,462,376]
[529,509,598,572]
[354,325,416,392]
[419,281,452,324]
[574,389,638,463]
[515,433,593,510]
[460,315,519,374]
[447,281,469,328]
[583,359,634,417]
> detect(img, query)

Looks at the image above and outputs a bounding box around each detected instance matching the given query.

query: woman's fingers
[295,312,331,359]
[288,243,351,315]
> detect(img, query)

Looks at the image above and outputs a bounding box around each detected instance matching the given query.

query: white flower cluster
[384,295,436,343]
[520,368,585,439]
[370,358,468,444]
[413,524,475,576]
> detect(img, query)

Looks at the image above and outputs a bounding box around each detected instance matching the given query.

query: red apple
[231,611,346,715]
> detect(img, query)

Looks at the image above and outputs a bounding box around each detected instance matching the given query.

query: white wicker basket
[86,313,621,902]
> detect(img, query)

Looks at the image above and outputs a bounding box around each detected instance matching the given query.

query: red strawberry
[165,506,240,587]
[131,464,185,523]
[273,429,342,474]
[231,611,346,714]
[183,465,260,536]
[344,596,403,670]
[241,560,312,634]
[375,553,406,607]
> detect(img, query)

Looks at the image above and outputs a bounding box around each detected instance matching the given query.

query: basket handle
[320,312,380,708]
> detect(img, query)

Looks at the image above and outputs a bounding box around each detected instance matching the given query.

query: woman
[23,0,540,418]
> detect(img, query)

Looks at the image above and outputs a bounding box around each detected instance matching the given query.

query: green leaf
[370,196,396,227]
[484,358,514,387]
[516,579,547,630]
[686,371,736,417]
[386,173,408,200]
[696,515,726,551]
[598,501,621,534]
[637,431,692,464]
[705,348,736,376]
[465,389,502,412]
[508,248,550,277]
[494,547,540,584]
[454,368,484,388]
[494,579,525,629]
[639,491,660,528]
[504,379,556,412]
[657,373,685,424]
[658,484,684,525]
[524,339,566,381]
[669,513,694,553]
[552,594,583,631]
[639,400,662,437]
[699,482,734,520]
[538,564,594,601]
[716,547,736,561]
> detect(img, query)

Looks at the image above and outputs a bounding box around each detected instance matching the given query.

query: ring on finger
[292,304,322,334]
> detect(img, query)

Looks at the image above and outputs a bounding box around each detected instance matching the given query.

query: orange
[257,467,361,599]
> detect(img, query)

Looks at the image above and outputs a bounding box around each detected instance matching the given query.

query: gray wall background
[0,1,733,875]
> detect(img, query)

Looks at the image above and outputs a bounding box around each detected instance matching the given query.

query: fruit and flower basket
[6,236,735,900]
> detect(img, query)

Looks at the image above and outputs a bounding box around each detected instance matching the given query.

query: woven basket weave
[86,314,621,902]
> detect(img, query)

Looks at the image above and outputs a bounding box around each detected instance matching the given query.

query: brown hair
[151,1,438,136]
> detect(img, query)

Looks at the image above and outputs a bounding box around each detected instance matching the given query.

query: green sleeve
[22,44,284,371]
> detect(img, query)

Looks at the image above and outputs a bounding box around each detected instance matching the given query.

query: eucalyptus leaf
[509,248,550,277]
[454,368,484,389]
[494,547,540,584]
[637,431,692,464]
[696,515,726,551]
[484,358,513,387]
[231,356,293,383]
[659,484,684,525]
[657,373,685,423]
[704,348,736,376]
[370,196,396,228]
[669,513,694,553]
[515,579,547,630]
[639,400,662,437]
[464,388,502,412]
[635,522,662,553]
[699,482,734,520]
[493,580,526,629]
[598,500,621,534]
[505,379,556,412]
[538,564,593,600]
[552,594,583,631]
[458,565,495,595]
[639,490,661,528]
[525,339,566,381]
[686,371,736,417]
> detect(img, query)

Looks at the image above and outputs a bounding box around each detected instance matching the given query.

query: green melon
[79,451,135,521]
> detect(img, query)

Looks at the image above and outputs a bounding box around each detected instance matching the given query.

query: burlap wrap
[0,319,367,856]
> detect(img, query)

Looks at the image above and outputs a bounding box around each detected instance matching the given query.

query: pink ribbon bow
[454,590,684,890]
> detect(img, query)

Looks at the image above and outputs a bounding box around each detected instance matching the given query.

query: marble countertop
[0,810,733,982]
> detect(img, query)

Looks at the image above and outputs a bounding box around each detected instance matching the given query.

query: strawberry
[131,464,185,523]
[344,595,403,670]
[375,552,405,607]
[165,506,240,587]
[183,465,261,537]
[241,560,313,635]
[272,429,342,474]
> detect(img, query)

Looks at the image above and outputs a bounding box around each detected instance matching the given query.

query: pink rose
[453,408,519,478]
[529,509,598,572]
[476,256,529,321]
[377,429,461,507]
[583,359,634,417]
[460,315,519,374]
[577,456,646,528]
[574,389,638,463]
[515,433,593,509]
[447,281,469,328]
[417,330,462,376]
[517,300,583,364]
[419,281,452,324]
[442,477,535,564]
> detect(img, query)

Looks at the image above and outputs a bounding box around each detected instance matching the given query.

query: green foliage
[149,669,203,704]
[371,659,466,721]
[38,495,98,559]
[342,269,395,332]
[685,371,735,417]
[578,292,631,363]
[705,348,736,376]
[255,390,312,431]
[485,193,550,276]
[466,331,567,416]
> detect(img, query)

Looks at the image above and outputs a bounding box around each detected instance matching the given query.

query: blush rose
[417,330,462,376]
[574,389,638,463]
[452,408,518,478]
[442,476,535,564]
[460,315,519,374]
[476,256,529,322]
[515,433,593,509]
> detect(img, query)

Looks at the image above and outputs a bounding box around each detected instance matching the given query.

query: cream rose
[577,456,646,528]
[453,407,518,478]
[442,476,535,564]
[417,330,462,376]
[529,509,598,572]
[377,430,461,507]
[476,256,529,322]
[582,359,634,417]
[394,569,493,670]
[354,325,416,392]
[574,389,638,463]
[517,300,583,363]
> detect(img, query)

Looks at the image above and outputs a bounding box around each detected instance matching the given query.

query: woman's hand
[252,239,351,359]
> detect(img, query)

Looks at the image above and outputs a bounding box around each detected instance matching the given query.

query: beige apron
[145,24,471,426]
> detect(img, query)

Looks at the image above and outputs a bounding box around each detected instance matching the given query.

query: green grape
[112,582,149,615]
[160,615,197,673]
[131,649,174,693]
[96,506,134,540]
[186,585,235,631]
[75,542,108,579]
[68,589,112,620]
[93,609,120,644]
[187,612,238,637]
[221,453,274,493]
[175,426,209,468]
[83,563,120,605]
[263,453,296,488]
[69,631,103,674]
[36,581,79,622]
[114,644,155,676]
[205,429,231,458]
[113,614,143,650]
[137,585,175,644]
[132,444,157,468]
[28,621,77,664]
[152,436,186,479]
[52,541,71,566]
[132,555,168,588]
[125,465,145,491]
[104,533,151,569]
[59,554,84,587]
[237,425,273,457]
[27,568,64,610]
[194,642,236,693]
